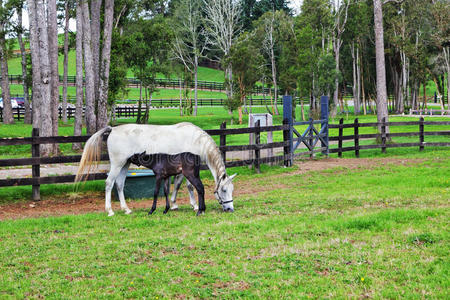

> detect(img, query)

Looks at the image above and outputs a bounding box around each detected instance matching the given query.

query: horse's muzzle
[223,207,234,213]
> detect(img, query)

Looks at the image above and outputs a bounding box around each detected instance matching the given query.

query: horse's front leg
[185,174,205,216]
[163,178,170,214]
[149,177,161,215]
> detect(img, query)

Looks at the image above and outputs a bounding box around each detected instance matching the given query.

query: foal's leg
[184,173,205,216]
[149,177,162,215]
[115,162,132,214]
[169,174,183,210]
[105,161,126,217]
[163,178,170,214]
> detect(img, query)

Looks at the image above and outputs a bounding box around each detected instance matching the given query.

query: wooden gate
[283,95,329,166]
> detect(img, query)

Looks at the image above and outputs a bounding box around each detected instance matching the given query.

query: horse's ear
[229,173,237,180]
[221,173,227,180]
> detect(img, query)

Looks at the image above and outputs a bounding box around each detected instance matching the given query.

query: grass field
[0,152,448,298]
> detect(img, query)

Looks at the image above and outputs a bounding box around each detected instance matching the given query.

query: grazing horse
[75,122,236,216]
[129,152,205,215]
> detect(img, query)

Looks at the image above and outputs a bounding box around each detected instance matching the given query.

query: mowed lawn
[0,152,448,298]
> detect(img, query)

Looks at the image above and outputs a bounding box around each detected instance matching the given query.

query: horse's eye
[222,188,226,193]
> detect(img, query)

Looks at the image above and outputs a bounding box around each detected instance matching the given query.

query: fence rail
[329,117,450,157]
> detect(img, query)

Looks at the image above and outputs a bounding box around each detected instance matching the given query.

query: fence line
[329,117,450,157]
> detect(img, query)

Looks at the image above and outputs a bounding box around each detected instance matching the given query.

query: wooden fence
[329,117,450,157]
[0,123,292,200]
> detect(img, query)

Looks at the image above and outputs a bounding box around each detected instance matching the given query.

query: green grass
[0,154,448,298]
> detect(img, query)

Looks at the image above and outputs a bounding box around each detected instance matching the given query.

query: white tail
[75,127,112,183]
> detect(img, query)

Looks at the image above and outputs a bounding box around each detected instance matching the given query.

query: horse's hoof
[170,204,179,210]
[148,210,155,215]
[124,209,132,215]
[196,210,205,216]
[107,211,115,217]
[163,210,169,214]
[192,205,199,211]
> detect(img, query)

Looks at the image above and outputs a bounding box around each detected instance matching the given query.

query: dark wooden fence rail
[0,123,291,201]
[329,117,450,157]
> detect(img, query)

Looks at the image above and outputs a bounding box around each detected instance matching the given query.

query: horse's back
[107,123,208,163]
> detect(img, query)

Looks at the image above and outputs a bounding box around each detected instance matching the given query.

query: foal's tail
[75,126,112,183]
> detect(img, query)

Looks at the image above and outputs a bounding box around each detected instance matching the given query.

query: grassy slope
[0,153,448,298]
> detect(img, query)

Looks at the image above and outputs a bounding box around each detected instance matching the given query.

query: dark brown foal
[129,152,205,215]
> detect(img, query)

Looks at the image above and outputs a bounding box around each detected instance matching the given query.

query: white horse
[75,122,236,216]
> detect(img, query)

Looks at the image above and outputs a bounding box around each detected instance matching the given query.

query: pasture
[0,150,449,298]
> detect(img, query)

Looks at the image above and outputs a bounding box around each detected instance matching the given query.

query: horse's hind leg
[115,162,132,214]
[105,162,126,217]
[186,180,198,211]
[169,174,183,210]
[163,178,170,214]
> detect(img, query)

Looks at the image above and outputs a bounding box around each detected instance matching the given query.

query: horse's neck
[204,147,226,186]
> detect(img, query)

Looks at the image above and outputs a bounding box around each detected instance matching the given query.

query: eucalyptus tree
[203,0,242,109]
[9,0,31,123]
[48,0,59,149]
[224,32,263,124]
[72,0,84,150]
[430,0,450,109]
[97,0,115,129]
[0,0,13,124]
[253,10,292,115]
[171,0,209,116]
[331,0,350,116]
[373,0,390,133]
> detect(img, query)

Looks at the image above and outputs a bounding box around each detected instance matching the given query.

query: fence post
[220,122,226,163]
[254,120,261,173]
[381,117,387,154]
[283,118,291,167]
[320,96,329,156]
[338,118,344,158]
[283,95,293,166]
[16,107,21,121]
[419,117,424,151]
[309,117,314,159]
[354,118,359,158]
[32,128,40,201]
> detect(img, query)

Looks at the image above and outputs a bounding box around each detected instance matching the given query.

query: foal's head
[214,173,236,212]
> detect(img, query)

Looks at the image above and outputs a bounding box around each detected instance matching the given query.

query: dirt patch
[0,157,426,221]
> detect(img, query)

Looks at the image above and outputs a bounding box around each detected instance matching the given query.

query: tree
[81,0,96,134]
[331,0,350,116]
[373,0,390,132]
[10,0,31,124]
[48,0,59,154]
[203,0,242,110]
[61,0,75,124]
[97,0,115,129]
[73,0,83,150]
[171,0,209,116]
[224,32,263,124]
[0,0,13,124]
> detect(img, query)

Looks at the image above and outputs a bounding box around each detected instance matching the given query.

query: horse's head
[214,173,237,212]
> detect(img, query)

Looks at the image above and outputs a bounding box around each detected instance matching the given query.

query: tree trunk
[194,56,198,116]
[48,0,59,153]
[271,47,279,115]
[62,0,70,124]
[91,0,101,105]
[179,78,183,116]
[17,8,31,124]
[81,0,97,134]
[97,0,114,130]
[0,29,13,124]
[36,0,53,156]
[373,0,390,133]
[443,47,450,109]
[352,42,360,115]
[27,0,42,129]
[332,37,340,116]
[225,64,233,115]
[73,0,84,150]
